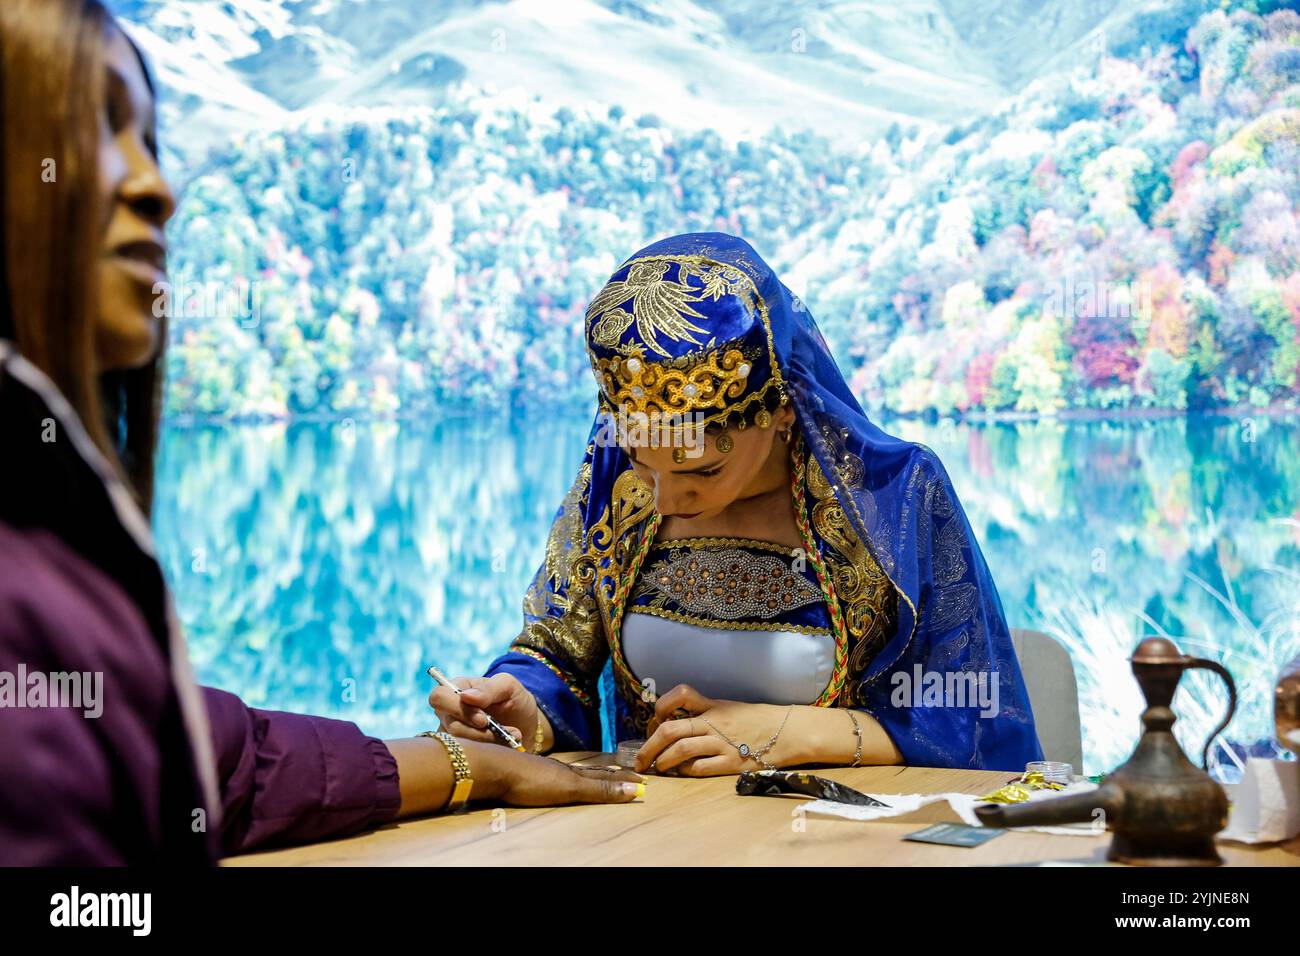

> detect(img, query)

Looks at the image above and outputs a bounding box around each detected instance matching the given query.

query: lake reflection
[153,410,1300,776]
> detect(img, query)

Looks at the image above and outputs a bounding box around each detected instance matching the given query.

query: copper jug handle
[1186,658,1237,771]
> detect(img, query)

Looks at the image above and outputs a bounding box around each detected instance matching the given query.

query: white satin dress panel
[622,537,834,704]
[622,610,835,704]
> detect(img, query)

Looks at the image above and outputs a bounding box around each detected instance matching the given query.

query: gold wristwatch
[418,730,473,812]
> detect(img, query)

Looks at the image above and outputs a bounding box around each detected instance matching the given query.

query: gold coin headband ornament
[667,407,776,463]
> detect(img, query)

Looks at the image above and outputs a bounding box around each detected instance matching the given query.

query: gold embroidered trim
[517,458,609,679]
[511,645,596,708]
[625,605,833,637]
[804,430,909,703]
[589,469,657,638]
[652,536,803,556]
[595,343,769,426]
[598,377,782,433]
[544,461,591,588]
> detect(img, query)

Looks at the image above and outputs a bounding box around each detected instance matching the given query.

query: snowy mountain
[107,0,1202,160]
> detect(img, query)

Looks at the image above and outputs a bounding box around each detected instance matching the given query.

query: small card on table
[903,823,1005,847]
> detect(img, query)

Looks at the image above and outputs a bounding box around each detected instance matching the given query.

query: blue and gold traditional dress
[484,233,1042,771]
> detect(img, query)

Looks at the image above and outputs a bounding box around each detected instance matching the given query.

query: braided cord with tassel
[790,430,850,706]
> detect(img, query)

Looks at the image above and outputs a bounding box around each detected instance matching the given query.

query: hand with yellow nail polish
[468,744,646,808]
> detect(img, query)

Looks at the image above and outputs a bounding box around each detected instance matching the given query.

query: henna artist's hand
[634,684,793,777]
[428,673,545,750]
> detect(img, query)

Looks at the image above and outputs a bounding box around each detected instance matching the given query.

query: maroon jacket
[0,344,400,864]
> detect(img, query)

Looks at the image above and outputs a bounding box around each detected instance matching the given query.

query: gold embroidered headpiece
[585,253,786,432]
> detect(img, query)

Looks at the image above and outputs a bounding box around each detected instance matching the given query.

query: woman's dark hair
[0,0,164,510]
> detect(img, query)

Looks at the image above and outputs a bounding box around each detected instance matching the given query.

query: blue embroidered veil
[485,233,1042,771]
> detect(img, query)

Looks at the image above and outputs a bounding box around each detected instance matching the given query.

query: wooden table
[226,753,1300,866]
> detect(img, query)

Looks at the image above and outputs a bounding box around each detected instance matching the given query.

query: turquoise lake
[153,410,1300,777]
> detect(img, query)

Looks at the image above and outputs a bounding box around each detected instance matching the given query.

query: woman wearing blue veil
[433,233,1042,774]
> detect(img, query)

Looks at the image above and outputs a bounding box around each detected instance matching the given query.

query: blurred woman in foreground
[0,0,640,866]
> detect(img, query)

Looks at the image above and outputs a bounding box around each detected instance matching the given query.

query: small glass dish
[615,739,646,769]
[1025,760,1073,784]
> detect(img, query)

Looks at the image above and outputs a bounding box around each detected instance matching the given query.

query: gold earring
[779,427,792,443]
[715,433,734,454]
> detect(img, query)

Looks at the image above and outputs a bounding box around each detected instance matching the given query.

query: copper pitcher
[1277,653,1300,759]
[974,636,1237,866]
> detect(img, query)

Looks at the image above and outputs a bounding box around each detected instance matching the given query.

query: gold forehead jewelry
[596,346,759,422]
[715,433,734,454]
[672,447,687,464]
[755,408,772,429]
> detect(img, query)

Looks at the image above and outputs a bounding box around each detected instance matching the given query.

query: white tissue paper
[1220,757,1300,845]
[803,779,1106,837]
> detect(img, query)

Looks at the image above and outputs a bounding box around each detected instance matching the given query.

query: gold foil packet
[977,770,1067,804]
